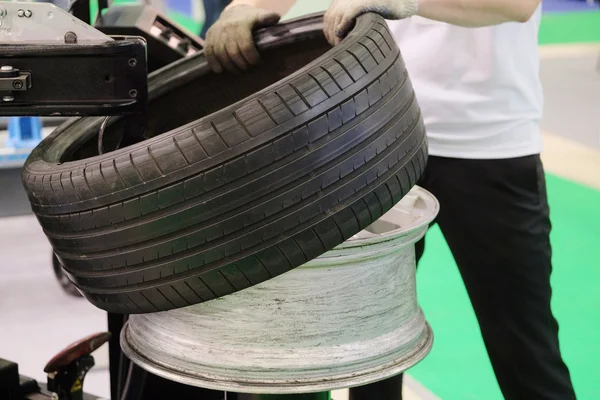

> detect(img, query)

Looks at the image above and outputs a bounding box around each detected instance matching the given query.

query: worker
[203,0,577,399]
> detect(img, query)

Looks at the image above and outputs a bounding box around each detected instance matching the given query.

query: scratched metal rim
[121,186,438,393]
[121,322,433,394]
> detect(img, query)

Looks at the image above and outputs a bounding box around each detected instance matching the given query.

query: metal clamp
[0,65,32,103]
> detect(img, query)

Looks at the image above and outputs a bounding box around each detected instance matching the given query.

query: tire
[22,13,427,314]
[53,252,83,298]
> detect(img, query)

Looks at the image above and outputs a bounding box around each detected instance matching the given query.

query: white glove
[324,0,419,45]
[205,5,281,73]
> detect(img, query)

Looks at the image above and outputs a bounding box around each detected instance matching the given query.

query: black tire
[22,13,427,314]
[53,252,83,298]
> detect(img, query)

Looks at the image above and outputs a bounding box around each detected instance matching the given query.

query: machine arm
[0,2,148,117]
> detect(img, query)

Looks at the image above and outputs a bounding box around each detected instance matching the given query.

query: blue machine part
[6,117,43,149]
[166,0,193,15]
[543,0,600,13]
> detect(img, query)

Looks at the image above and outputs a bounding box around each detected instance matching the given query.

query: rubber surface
[52,252,83,298]
[22,13,427,313]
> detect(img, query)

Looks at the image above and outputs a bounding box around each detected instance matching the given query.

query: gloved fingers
[331,9,343,45]
[255,9,281,28]
[336,6,363,44]
[323,1,338,45]
[204,29,223,73]
[203,5,279,74]
[222,9,279,72]
[235,24,261,67]
[226,38,250,71]
[333,10,347,44]
[238,9,281,68]
[214,29,240,73]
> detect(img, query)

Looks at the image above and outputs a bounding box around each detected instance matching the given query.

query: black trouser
[349,155,576,400]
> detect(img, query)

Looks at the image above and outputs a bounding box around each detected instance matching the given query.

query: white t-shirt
[387,7,543,159]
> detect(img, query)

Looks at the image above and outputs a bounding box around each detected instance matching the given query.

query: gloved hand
[324,0,419,45]
[204,4,281,73]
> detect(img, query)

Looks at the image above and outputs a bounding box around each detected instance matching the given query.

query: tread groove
[113,159,127,187]
[362,197,374,223]
[331,218,345,241]
[198,276,218,297]
[292,237,309,260]
[184,280,205,301]
[156,288,177,308]
[320,66,343,91]
[365,34,386,58]
[256,98,278,125]
[312,228,328,250]
[254,255,274,279]
[41,175,47,203]
[348,203,362,226]
[140,291,160,311]
[129,153,144,181]
[217,270,236,290]
[372,189,384,216]
[307,72,330,97]
[275,246,294,267]
[171,284,191,305]
[58,173,66,197]
[357,41,379,65]
[384,182,396,204]
[209,121,228,148]
[173,137,191,165]
[371,27,393,51]
[346,50,369,73]
[333,58,356,82]
[147,147,166,176]
[289,83,312,108]
[234,263,252,285]
[69,171,82,201]
[98,163,109,189]
[232,111,253,138]
[82,167,95,197]
[191,129,210,156]
[125,293,144,312]
[274,91,295,115]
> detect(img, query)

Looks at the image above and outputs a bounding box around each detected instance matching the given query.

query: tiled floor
[538,44,600,190]
[540,44,600,150]
[331,376,439,400]
[0,216,111,398]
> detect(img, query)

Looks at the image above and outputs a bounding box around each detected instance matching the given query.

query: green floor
[539,12,600,44]
[411,175,600,399]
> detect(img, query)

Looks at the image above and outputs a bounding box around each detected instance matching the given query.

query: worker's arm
[204,0,297,73]
[324,0,541,44]
[417,0,541,26]
[225,0,297,16]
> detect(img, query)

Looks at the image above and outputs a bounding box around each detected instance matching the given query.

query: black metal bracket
[0,37,148,117]
[96,5,204,73]
[46,355,94,400]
